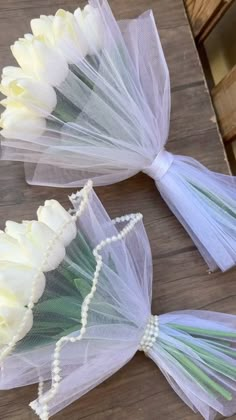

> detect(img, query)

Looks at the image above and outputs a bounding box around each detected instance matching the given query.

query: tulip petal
[0,262,45,305]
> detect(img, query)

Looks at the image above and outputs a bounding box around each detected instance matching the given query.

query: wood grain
[184,0,234,41]
[0,0,234,419]
[212,64,236,143]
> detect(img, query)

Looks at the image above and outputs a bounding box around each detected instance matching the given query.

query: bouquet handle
[144,150,236,272]
[141,311,236,420]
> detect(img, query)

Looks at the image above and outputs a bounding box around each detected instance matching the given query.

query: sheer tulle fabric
[0,185,152,417]
[1,0,236,271]
[152,311,236,420]
[155,157,236,272]
[0,184,236,419]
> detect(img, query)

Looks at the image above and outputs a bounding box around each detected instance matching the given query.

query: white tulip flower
[0,66,57,115]
[11,34,68,86]
[0,231,33,266]
[0,103,46,140]
[5,220,65,272]
[31,9,88,62]
[30,15,55,46]
[37,199,77,246]
[0,294,33,345]
[74,4,104,54]
[0,261,46,305]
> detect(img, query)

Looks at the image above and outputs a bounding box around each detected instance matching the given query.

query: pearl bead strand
[32,207,143,419]
[138,315,159,353]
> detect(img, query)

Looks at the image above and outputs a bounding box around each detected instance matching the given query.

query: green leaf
[35,297,82,321]
[74,278,91,299]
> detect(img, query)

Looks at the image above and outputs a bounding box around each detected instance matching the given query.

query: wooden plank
[0,0,233,419]
[212,64,236,143]
[184,0,234,42]
[160,26,204,88]
[0,0,186,29]
[170,84,217,143]
[225,141,236,174]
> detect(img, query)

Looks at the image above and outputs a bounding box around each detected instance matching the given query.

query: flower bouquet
[0,181,236,420]
[0,1,236,273]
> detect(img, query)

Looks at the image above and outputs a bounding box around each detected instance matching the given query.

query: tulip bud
[11,35,68,86]
[5,221,65,272]
[30,15,55,46]
[0,231,32,266]
[0,104,46,140]
[0,261,45,305]
[37,199,77,246]
[74,5,104,54]
[31,10,88,62]
[0,66,57,115]
[0,294,33,345]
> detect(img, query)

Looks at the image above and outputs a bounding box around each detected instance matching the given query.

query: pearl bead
[81,315,87,323]
[54,374,61,383]
[139,315,159,353]
[53,366,61,375]
[80,326,86,335]
[54,349,60,358]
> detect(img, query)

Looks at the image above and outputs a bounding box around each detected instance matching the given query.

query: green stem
[189,183,236,218]
[53,89,80,123]
[161,340,232,401]
[168,323,236,338]
[178,338,236,378]
[202,338,236,357]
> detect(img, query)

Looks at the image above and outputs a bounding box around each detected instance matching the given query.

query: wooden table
[0,0,235,419]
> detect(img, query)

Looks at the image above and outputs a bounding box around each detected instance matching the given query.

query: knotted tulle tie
[138,315,159,353]
[143,149,174,182]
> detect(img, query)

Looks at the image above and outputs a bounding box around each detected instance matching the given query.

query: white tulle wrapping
[154,156,236,272]
[0,184,152,417]
[0,184,236,419]
[150,311,236,420]
[1,1,235,271]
